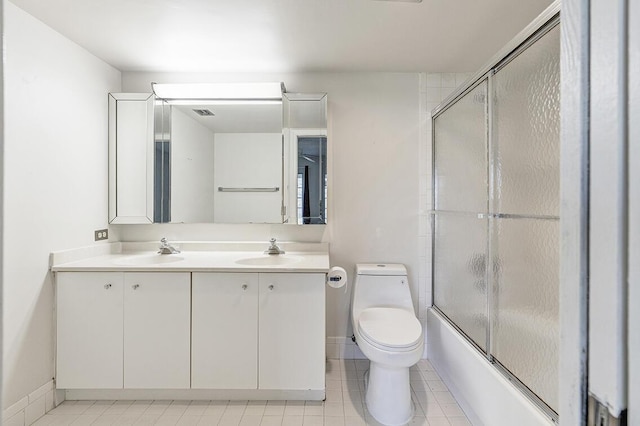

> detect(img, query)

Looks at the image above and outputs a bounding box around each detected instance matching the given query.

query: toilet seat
[357,307,422,352]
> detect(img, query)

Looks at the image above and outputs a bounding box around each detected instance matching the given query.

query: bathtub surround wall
[3,2,121,423]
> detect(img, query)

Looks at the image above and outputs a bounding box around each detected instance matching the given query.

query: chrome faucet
[158,237,181,254]
[264,238,285,255]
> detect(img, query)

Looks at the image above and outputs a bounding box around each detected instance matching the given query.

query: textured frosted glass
[493,25,560,217]
[434,214,488,351]
[434,82,488,213]
[491,218,559,412]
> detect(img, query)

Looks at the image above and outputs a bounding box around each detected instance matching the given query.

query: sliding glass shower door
[433,81,489,351]
[490,23,560,411]
[432,21,560,416]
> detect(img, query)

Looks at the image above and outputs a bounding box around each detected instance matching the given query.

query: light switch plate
[94,229,109,241]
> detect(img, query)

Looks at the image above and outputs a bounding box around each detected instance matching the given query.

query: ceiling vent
[193,109,215,116]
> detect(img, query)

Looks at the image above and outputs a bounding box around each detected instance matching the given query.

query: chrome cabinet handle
[132,284,140,290]
[242,284,248,291]
[104,284,112,289]
[268,285,274,291]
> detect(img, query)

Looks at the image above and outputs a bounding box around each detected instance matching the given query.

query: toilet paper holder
[327,266,348,291]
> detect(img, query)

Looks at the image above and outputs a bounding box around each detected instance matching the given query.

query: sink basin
[114,254,185,266]
[235,255,302,266]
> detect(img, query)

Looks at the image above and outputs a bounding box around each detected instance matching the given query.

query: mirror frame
[283,93,328,225]
[108,89,328,225]
[108,93,155,224]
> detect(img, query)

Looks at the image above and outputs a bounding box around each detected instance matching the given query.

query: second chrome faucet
[264,238,285,255]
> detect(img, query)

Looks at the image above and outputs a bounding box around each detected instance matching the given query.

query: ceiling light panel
[152,82,284,101]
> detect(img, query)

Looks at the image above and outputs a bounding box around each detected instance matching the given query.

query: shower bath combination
[430,10,560,424]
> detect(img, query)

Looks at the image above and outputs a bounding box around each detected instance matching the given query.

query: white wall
[171,108,215,223]
[0,0,4,414]
[3,2,121,410]
[117,72,421,348]
[213,133,282,223]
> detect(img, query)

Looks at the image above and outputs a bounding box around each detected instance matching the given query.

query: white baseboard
[65,389,324,401]
[2,380,65,426]
[325,337,366,359]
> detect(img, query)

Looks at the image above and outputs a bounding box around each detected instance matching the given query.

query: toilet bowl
[351,264,424,426]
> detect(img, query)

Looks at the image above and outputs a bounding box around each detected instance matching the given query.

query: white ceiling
[174,103,282,133]
[9,0,554,73]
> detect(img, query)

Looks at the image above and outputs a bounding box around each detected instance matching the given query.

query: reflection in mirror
[158,100,283,224]
[283,93,328,225]
[109,84,327,225]
[297,137,327,224]
[154,99,171,223]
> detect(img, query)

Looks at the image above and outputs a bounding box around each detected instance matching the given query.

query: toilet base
[364,362,414,426]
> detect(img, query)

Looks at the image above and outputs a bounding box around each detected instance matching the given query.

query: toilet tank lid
[355,263,407,276]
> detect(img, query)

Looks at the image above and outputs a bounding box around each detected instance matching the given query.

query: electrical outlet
[94,229,109,241]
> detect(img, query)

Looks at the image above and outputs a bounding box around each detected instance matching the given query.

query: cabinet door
[57,272,123,389]
[124,272,190,388]
[192,273,259,389]
[259,273,325,390]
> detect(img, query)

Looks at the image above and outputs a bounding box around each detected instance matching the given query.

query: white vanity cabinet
[191,272,325,391]
[124,272,191,388]
[259,273,326,390]
[192,273,259,389]
[57,272,124,389]
[56,271,191,389]
[55,255,328,398]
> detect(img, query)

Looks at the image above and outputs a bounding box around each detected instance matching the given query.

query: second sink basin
[114,253,185,266]
[235,255,302,266]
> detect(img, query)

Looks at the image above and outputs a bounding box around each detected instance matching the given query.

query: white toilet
[351,264,424,426]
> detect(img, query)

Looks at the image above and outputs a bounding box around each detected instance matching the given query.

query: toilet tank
[351,264,415,320]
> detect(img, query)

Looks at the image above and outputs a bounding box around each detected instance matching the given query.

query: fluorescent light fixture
[372,0,422,2]
[152,82,284,101]
[166,99,281,106]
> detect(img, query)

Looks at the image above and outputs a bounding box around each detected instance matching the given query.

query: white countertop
[50,242,330,273]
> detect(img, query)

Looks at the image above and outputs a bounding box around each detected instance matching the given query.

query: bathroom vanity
[51,242,329,400]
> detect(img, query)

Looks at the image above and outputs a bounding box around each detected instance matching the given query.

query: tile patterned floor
[34,360,471,426]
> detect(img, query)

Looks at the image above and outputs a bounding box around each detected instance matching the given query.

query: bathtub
[427,308,555,426]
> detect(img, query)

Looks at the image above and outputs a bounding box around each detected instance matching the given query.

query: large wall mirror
[108,84,328,225]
